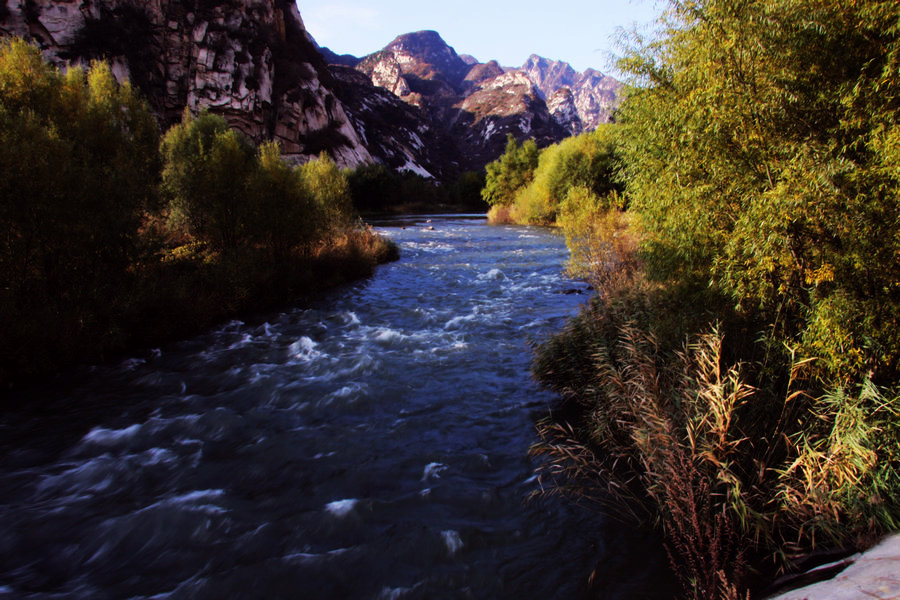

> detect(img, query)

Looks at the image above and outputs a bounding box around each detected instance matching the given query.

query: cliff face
[0,0,372,167]
[521,54,622,131]
[452,70,563,168]
[348,31,566,171]
[547,87,582,135]
[328,65,454,179]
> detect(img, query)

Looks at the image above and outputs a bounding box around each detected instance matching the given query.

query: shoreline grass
[1,226,398,392]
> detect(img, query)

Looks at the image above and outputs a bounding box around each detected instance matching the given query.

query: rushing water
[0,216,672,599]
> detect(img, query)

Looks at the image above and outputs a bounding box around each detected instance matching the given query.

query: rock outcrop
[546,87,582,135]
[346,30,566,171]
[521,54,622,131]
[0,0,372,167]
[328,65,453,179]
[451,70,563,168]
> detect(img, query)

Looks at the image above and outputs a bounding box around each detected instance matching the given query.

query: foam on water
[82,423,142,446]
[441,530,463,556]
[422,462,447,481]
[325,499,358,518]
[289,336,322,362]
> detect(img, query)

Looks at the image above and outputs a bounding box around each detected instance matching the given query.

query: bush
[248,141,320,259]
[0,38,159,379]
[160,109,256,251]
[485,127,622,226]
[481,134,538,207]
[532,1,900,596]
[298,153,353,236]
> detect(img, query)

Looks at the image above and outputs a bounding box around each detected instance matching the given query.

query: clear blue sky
[296,0,665,76]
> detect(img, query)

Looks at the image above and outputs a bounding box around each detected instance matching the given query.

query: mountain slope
[0,0,372,167]
[521,54,622,130]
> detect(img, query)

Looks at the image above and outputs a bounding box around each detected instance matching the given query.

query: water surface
[0,216,671,599]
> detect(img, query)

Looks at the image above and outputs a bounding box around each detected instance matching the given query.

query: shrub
[481,134,539,207]
[0,38,159,379]
[160,109,256,251]
[298,152,353,235]
[532,1,900,595]
[248,141,319,259]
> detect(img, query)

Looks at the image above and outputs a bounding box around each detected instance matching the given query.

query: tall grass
[531,206,900,598]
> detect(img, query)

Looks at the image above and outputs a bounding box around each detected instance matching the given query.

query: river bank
[1,227,398,393]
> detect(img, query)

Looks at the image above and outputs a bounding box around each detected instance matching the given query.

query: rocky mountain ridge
[330,32,621,141]
[320,31,622,172]
[519,54,621,132]
[0,3,621,180]
[0,0,372,168]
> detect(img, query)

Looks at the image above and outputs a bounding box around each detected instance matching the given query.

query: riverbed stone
[767,534,900,600]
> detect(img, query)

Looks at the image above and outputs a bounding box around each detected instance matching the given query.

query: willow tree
[0,38,160,376]
[618,0,900,382]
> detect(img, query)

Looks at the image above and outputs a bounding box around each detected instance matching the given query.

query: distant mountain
[323,31,622,172]
[331,30,589,172]
[521,54,622,132]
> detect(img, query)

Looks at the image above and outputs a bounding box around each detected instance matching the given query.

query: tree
[160,109,256,251]
[298,153,353,236]
[481,134,539,207]
[511,126,622,224]
[248,141,318,259]
[0,38,159,302]
[618,0,900,382]
[0,38,160,377]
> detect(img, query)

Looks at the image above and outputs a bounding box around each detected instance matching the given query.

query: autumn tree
[480,134,539,207]
[160,109,256,252]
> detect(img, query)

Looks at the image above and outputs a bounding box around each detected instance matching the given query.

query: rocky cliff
[521,54,621,131]
[0,0,372,167]
[345,31,567,171]
[336,31,622,171]
[328,65,454,179]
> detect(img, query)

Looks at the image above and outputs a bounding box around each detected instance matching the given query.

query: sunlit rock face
[0,0,372,167]
[328,65,455,180]
[547,87,582,136]
[521,54,622,131]
[347,31,566,171]
[451,70,564,169]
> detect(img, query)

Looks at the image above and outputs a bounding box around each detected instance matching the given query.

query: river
[0,216,672,599]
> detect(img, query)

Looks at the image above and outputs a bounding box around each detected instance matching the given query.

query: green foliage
[481,134,539,207]
[160,109,256,251]
[0,40,396,385]
[248,141,319,259]
[533,2,900,596]
[617,0,900,383]
[556,185,630,281]
[298,152,353,235]
[486,127,623,225]
[0,38,160,378]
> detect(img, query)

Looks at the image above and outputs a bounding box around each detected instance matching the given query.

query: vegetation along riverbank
[518,1,900,598]
[0,39,398,389]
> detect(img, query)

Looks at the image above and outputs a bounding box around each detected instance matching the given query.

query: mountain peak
[358,29,470,94]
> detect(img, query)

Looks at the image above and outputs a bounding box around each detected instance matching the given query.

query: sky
[296,0,666,77]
